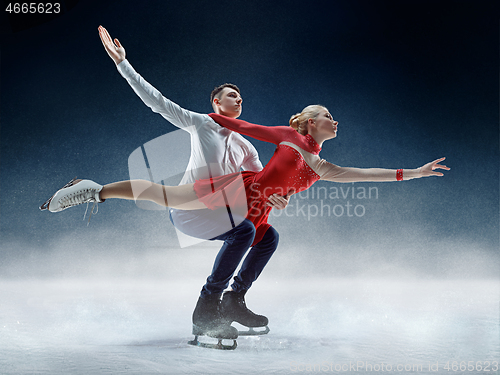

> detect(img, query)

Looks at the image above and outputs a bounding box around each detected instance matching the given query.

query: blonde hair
[289,105,327,135]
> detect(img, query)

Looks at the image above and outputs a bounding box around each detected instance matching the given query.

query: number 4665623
[5,3,61,14]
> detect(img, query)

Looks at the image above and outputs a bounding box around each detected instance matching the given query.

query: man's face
[214,88,242,118]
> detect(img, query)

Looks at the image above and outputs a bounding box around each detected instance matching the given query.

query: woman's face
[312,109,338,139]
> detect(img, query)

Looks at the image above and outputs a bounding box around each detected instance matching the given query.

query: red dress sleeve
[209,113,291,145]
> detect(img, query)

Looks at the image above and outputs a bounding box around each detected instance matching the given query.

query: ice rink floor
[1,277,498,374]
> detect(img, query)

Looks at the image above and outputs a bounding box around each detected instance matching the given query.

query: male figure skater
[98,26,288,344]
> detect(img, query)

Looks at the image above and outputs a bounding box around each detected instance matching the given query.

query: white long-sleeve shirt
[116,60,263,242]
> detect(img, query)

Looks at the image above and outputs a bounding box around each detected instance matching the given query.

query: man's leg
[232,225,279,292]
[221,226,279,328]
[192,219,256,337]
[200,219,256,297]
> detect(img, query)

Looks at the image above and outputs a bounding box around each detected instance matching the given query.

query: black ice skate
[188,293,238,350]
[221,290,270,336]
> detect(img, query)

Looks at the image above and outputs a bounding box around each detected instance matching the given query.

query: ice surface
[0,277,498,374]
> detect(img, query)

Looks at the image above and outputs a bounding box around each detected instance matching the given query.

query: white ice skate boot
[40,177,104,213]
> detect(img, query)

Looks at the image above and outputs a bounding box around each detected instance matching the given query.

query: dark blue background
[1,0,498,277]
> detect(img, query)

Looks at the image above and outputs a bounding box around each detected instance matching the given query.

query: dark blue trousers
[200,219,279,297]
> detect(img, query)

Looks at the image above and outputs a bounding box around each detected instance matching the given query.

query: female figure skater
[43,104,449,248]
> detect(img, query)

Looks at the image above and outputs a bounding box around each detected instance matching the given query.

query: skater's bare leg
[100,180,207,210]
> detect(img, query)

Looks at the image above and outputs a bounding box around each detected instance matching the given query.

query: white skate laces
[83,201,99,225]
[57,184,101,210]
[57,186,101,225]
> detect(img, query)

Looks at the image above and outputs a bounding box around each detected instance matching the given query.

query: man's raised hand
[98,25,126,65]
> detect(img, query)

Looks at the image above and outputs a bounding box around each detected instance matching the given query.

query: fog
[1,223,498,280]
[1,274,497,374]
[1,222,497,373]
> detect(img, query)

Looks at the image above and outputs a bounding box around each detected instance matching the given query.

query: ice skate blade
[188,335,237,350]
[238,325,270,336]
[192,324,238,340]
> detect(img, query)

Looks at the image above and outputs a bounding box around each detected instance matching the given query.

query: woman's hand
[266,191,294,210]
[418,157,450,177]
[98,25,126,65]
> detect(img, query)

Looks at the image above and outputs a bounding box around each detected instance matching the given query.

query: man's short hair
[210,83,240,108]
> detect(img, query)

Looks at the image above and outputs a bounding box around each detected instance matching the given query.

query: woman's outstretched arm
[209,113,292,145]
[320,157,450,183]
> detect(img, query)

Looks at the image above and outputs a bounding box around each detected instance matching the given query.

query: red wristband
[396,169,403,181]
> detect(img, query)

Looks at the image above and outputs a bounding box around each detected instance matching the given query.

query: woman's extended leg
[41,178,207,212]
[100,180,206,210]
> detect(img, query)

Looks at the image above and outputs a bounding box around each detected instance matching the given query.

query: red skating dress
[194,113,346,246]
